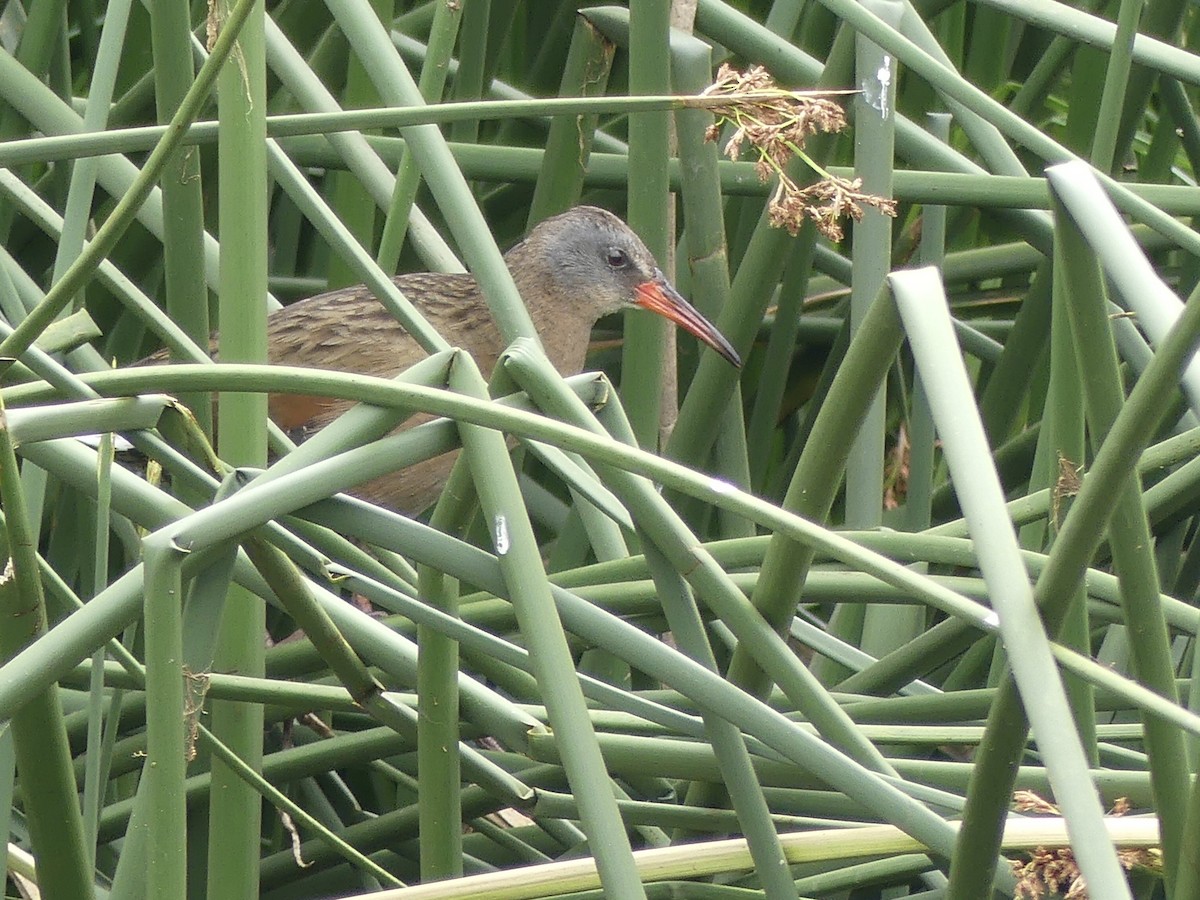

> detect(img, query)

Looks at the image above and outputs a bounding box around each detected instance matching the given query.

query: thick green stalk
[905,111,950,534]
[641,539,798,900]
[141,534,188,898]
[849,0,901,667]
[622,0,673,448]
[728,287,903,694]
[0,398,92,899]
[417,460,476,880]
[447,0,490,145]
[526,17,613,225]
[151,0,212,435]
[949,164,1200,897]
[448,355,647,899]
[669,31,751,531]
[892,266,1132,898]
[1034,243,1094,761]
[207,0,269,897]
[1056,186,1188,894]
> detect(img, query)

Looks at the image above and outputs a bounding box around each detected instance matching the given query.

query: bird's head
[511,206,741,368]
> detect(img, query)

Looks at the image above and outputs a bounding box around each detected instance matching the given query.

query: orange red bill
[634,269,741,368]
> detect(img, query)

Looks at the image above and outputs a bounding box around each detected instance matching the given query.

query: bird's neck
[506,244,599,375]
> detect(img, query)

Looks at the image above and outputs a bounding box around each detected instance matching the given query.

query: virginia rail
[196,206,738,512]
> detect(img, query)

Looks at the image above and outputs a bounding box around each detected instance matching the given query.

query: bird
[171,206,740,512]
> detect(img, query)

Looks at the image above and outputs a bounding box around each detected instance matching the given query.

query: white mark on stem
[494,515,510,556]
[861,55,893,118]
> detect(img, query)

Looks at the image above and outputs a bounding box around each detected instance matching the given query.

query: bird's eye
[605,247,630,268]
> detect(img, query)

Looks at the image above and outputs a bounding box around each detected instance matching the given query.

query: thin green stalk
[0,95,722,165]
[448,0,489,145]
[0,0,257,369]
[375,0,463,271]
[263,17,462,274]
[0,732,12,890]
[1089,0,1146,172]
[974,264,1051,444]
[197,724,403,887]
[53,0,132,301]
[1110,0,1187,167]
[745,235,815,496]
[325,0,393,290]
[326,0,539,344]
[1158,77,1200,182]
[837,617,979,696]
[82,431,114,861]
[1009,30,1080,118]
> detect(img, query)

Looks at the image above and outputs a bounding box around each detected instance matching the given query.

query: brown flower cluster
[700,64,846,162]
[698,64,897,241]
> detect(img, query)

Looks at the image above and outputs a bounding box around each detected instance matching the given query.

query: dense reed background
[0,0,1196,897]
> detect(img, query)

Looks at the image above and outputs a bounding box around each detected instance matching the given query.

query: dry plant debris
[1009,792,1159,899]
[1051,451,1083,530]
[698,64,897,241]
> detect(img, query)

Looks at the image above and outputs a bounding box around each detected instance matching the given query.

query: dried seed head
[697,65,893,240]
